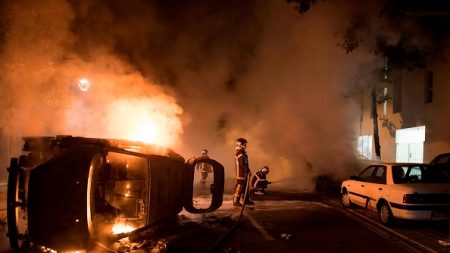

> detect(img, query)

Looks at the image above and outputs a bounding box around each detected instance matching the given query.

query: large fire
[67,97,183,147]
[105,98,183,147]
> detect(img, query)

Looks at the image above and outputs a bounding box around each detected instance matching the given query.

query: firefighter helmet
[261,166,270,174]
[236,138,248,149]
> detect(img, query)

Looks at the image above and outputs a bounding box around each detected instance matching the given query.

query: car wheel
[340,190,352,208]
[7,158,29,250]
[379,202,394,225]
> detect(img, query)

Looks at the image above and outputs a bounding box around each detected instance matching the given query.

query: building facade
[357,56,450,163]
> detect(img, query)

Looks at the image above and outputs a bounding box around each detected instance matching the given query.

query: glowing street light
[77,78,91,92]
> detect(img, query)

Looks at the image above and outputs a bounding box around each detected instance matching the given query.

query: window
[369,166,387,184]
[395,126,425,163]
[425,71,433,104]
[393,81,402,113]
[357,135,372,159]
[358,165,386,184]
[408,166,422,181]
[359,166,377,180]
[392,165,450,184]
[392,166,407,184]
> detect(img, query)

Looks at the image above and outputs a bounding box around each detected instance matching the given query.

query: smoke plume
[0,0,417,190]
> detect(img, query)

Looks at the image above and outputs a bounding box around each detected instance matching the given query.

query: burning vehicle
[6,135,224,251]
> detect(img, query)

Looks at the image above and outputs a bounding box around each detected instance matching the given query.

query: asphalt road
[174,191,450,253]
[207,192,414,253]
[158,191,421,253]
[1,191,450,253]
[333,197,450,253]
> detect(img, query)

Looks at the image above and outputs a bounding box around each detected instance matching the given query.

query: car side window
[359,166,377,180]
[371,166,386,184]
[392,166,407,184]
[361,166,386,184]
[407,166,422,182]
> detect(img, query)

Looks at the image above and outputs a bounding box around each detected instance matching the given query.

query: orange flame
[104,98,183,147]
[112,222,135,235]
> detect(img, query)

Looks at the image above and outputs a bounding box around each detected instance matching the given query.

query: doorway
[395,126,425,163]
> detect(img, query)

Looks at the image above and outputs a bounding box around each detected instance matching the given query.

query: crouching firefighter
[252,166,271,195]
[233,138,254,207]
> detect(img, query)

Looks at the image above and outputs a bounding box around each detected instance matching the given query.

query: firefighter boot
[233,196,242,207]
[244,196,254,205]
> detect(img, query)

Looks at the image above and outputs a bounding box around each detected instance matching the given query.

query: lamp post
[77,78,91,92]
[76,78,91,137]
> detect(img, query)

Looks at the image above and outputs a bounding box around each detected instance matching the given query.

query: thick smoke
[0,0,405,190]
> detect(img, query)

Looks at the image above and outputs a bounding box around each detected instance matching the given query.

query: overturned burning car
[7,135,224,251]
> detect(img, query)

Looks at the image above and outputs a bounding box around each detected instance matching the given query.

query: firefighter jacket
[195,155,213,173]
[252,170,269,189]
[235,148,250,184]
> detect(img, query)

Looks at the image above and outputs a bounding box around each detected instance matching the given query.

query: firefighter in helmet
[252,166,271,195]
[233,138,254,207]
[196,149,213,183]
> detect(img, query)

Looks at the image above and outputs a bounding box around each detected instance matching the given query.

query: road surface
[1,191,450,252]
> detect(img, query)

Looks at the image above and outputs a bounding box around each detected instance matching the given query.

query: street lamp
[77,78,91,92]
[76,78,91,136]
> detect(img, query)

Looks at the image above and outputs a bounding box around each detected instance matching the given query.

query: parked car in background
[431,153,450,175]
[431,153,450,165]
[341,163,450,225]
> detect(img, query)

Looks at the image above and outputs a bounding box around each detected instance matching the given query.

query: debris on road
[280,233,294,240]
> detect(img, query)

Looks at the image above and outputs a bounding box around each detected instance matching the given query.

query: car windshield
[392,165,450,184]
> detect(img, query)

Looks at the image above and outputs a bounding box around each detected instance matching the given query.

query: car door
[364,166,387,210]
[349,166,377,207]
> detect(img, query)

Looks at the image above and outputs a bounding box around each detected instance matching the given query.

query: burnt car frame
[7,135,224,251]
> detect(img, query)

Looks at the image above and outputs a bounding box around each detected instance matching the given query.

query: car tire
[340,189,352,208]
[7,158,29,250]
[379,202,394,225]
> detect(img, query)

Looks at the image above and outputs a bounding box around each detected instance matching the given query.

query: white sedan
[340,163,450,225]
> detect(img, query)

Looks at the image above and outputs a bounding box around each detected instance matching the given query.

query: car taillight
[403,194,424,203]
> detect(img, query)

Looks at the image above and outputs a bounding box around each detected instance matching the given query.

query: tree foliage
[375,35,435,70]
[286,0,319,14]
[286,0,450,160]
[286,0,450,71]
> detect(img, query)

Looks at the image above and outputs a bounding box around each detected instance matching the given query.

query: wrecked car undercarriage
[6,135,224,252]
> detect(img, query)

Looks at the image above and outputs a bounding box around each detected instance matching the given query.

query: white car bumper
[391,206,449,221]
